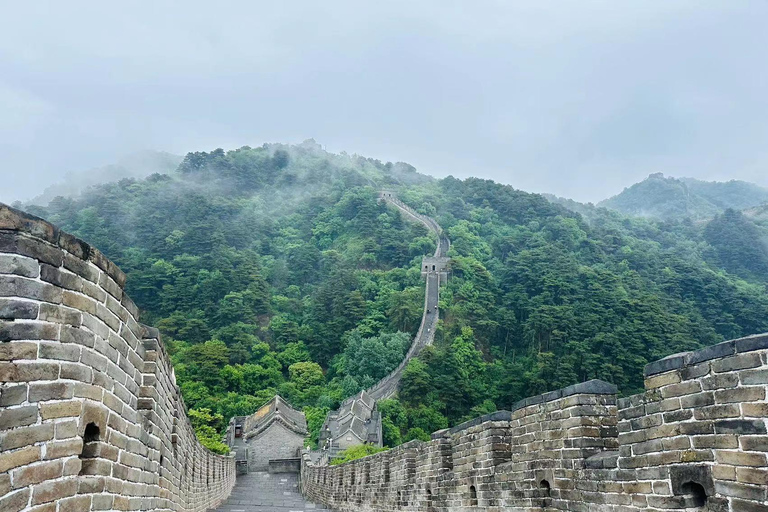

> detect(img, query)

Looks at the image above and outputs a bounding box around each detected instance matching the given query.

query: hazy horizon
[2,2,767,204]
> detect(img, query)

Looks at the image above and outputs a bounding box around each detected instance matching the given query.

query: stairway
[210,472,329,512]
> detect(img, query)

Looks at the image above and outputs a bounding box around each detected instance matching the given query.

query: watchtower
[422,256,450,285]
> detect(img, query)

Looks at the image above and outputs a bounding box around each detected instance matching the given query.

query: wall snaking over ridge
[301,334,768,511]
[0,203,235,512]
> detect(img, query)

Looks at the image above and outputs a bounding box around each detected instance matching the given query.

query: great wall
[1,197,767,511]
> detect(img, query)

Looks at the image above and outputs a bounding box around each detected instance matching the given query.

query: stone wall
[246,422,306,472]
[0,204,235,512]
[301,334,768,511]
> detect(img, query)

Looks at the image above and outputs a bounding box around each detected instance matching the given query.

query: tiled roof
[243,395,308,439]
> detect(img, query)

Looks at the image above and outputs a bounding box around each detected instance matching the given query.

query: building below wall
[233,395,307,472]
[319,391,383,457]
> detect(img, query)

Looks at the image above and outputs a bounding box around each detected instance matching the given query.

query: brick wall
[301,335,768,511]
[246,422,306,472]
[0,204,235,512]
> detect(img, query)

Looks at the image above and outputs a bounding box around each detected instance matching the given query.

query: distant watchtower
[422,256,450,285]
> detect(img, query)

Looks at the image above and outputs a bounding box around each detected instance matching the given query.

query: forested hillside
[22,142,768,451]
[598,172,768,221]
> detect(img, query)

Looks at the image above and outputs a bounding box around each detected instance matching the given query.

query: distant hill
[29,150,183,205]
[598,173,768,221]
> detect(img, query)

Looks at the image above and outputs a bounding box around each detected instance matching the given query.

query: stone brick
[59,362,92,383]
[0,253,39,278]
[0,341,38,361]
[0,445,41,472]
[715,386,765,403]
[740,436,768,452]
[0,422,54,450]
[0,384,27,406]
[0,298,39,319]
[741,369,768,385]
[0,404,38,429]
[712,352,762,373]
[716,450,767,467]
[38,302,81,326]
[0,321,58,342]
[44,438,83,459]
[31,477,78,505]
[0,275,62,303]
[40,400,82,420]
[60,325,95,348]
[55,420,79,440]
[40,264,83,292]
[0,488,30,512]
[38,342,80,363]
[8,361,60,382]
[61,290,97,315]
[11,459,63,487]
[28,381,74,402]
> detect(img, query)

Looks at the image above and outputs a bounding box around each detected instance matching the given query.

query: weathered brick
[0,275,62,303]
[44,438,83,459]
[31,477,78,505]
[11,459,63,487]
[0,321,58,342]
[0,253,39,278]
[40,400,82,420]
[0,488,30,512]
[28,381,74,402]
[712,352,762,373]
[0,445,41,472]
[715,386,765,403]
[38,302,81,326]
[40,264,83,292]
[0,422,54,450]
[0,298,39,319]
[0,383,27,406]
[10,361,60,382]
[0,404,38,429]
[0,341,38,361]
[716,450,767,467]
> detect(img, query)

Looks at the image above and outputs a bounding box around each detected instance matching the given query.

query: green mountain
[22,143,768,450]
[30,150,183,205]
[598,172,768,221]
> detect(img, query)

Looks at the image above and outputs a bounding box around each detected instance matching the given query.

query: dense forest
[21,141,768,452]
[598,172,768,221]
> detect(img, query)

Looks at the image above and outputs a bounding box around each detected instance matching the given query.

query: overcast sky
[1,1,767,204]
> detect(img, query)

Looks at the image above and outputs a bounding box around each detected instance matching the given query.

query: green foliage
[704,209,768,280]
[599,173,768,221]
[188,408,230,455]
[27,143,768,450]
[330,444,389,465]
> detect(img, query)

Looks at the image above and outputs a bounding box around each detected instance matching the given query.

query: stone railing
[0,203,235,512]
[302,333,768,511]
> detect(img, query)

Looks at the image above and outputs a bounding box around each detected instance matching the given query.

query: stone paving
[210,472,329,512]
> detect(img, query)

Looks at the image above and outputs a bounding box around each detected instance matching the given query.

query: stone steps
[210,471,330,512]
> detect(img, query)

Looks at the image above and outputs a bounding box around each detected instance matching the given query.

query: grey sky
[1,1,767,204]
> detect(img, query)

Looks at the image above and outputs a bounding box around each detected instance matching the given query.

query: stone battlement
[0,203,235,512]
[301,334,768,511]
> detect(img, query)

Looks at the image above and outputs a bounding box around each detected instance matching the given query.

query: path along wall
[0,204,235,512]
[301,334,768,511]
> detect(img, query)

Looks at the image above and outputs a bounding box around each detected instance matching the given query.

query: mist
[2,1,767,204]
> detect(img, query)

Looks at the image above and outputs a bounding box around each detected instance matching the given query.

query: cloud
[1,1,766,204]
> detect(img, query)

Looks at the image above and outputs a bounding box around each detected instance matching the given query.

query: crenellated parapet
[301,334,768,511]
[0,203,235,512]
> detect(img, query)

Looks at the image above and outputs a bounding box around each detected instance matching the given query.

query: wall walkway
[367,193,450,401]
